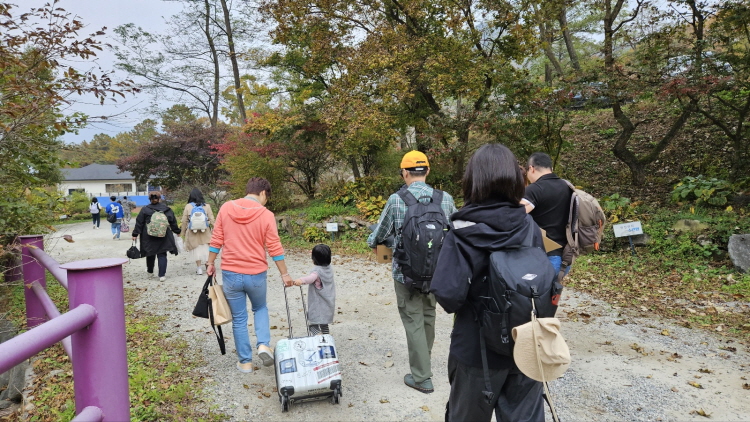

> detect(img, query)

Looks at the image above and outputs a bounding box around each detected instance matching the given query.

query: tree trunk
[349,156,361,179]
[558,7,581,73]
[219,0,247,123]
[203,0,219,127]
[539,22,564,78]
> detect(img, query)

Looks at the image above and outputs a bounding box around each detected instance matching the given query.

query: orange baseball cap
[400,150,430,170]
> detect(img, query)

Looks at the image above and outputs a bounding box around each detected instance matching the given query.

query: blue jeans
[548,256,571,276]
[111,222,121,238]
[222,270,271,364]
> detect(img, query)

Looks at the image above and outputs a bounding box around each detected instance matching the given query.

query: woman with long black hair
[431,144,547,421]
[180,188,215,275]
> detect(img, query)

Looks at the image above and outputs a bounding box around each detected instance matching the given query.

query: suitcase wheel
[280,394,290,412]
[331,385,342,405]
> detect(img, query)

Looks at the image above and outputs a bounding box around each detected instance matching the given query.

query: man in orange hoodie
[206,177,293,373]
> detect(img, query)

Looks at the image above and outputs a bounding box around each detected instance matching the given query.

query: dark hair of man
[187,188,205,205]
[404,169,428,177]
[528,152,553,170]
[312,244,332,266]
[149,193,160,204]
[110,195,116,201]
[462,143,525,204]
[123,196,128,200]
[91,197,98,203]
[245,177,272,196]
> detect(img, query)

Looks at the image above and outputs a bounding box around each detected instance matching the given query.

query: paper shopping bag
[208,283,232,325]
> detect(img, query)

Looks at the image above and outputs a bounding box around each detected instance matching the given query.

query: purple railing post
[60,258,130,422]
[19,235,46,328]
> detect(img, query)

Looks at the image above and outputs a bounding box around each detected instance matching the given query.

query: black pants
[91,213,100,227]
[446,354,544,422]
[146,252,168,277]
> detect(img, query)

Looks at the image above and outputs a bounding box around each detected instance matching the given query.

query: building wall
[58,179,141,197]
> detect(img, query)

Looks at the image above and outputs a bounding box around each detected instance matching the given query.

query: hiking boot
[404,374,434,394]
[258,345,275,367]
[236,361,253,373]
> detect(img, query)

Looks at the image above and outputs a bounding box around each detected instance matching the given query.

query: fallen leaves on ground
[688,381,704,389]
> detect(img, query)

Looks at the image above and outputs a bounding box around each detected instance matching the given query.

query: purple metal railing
[0,235,130,422]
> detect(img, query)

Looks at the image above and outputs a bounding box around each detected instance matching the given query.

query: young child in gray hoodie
[292,244,336,335]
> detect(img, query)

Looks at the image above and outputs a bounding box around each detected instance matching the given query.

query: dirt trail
[47,221,750,421]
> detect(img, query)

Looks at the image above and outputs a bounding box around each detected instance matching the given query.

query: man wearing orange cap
[367,150,457,394]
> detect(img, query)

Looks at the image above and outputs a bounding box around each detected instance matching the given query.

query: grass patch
[568,203,750,342]
[284,200,358,222]
[0,280,227,421]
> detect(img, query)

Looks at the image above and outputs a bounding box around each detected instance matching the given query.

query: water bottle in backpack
[189,203,208,232]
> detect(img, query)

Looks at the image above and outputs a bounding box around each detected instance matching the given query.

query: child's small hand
[292,279,301,286]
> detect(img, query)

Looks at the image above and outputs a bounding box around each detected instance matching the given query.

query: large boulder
[673,219,708,233]
[728,234,750,273]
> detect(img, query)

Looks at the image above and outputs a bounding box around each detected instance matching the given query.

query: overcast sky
[26,0,185,144]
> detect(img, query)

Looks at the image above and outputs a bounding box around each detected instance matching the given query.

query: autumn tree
[666,0,750,180]
[0,1,135,247]
[117,111,230,190]
[261,0,539,182]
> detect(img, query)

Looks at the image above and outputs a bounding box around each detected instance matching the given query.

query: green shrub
[671,175,733,207]
[600,193,638,223]
[223,150,293,211]
[302,226,328,243]
[356,196,387,222]
[296,201,357,221]
[323,176,400,207]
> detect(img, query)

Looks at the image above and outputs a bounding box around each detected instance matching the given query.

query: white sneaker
[147,271,154,278]
[197,267,203,275]
[112,234,117,239]
[159,276,166,282]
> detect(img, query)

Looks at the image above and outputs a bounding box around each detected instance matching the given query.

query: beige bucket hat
[512,317,571,382]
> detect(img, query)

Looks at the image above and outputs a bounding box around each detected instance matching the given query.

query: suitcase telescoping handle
[283,285,311,339]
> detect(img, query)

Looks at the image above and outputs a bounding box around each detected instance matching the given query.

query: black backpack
[480,227,561,357]
[475,225,562,404]
[393,187,451,294]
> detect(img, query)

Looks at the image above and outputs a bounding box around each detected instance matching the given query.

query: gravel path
[48,221,750,421]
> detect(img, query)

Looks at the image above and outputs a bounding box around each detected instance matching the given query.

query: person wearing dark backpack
[367,150,457,394]
[132,193,181,282]
[180,188,215,275]
[431,144,549,422]
[522,152,574,275]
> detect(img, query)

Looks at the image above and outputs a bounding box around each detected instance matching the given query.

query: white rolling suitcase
[275,286,342,412]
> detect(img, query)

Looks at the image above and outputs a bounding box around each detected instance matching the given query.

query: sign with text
[613,221,643,238]
[326,223,339,232]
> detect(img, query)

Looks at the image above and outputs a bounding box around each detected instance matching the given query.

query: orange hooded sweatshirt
[209,198,284,275]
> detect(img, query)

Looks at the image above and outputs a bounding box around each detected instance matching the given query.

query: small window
[105,183,133,192]
[68,188,85,195]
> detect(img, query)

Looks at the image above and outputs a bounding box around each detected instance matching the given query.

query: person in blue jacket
[105,195,125,240]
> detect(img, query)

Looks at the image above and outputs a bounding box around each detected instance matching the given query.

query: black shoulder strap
[478,327,495,405]
[397,187,419,207]
[431,189,444,205]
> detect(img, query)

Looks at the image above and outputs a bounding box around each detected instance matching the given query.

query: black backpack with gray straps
[393,186,451,294]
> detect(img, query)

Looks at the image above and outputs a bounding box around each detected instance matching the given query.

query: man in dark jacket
[522,152,573,274]
[132,193,181,282]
